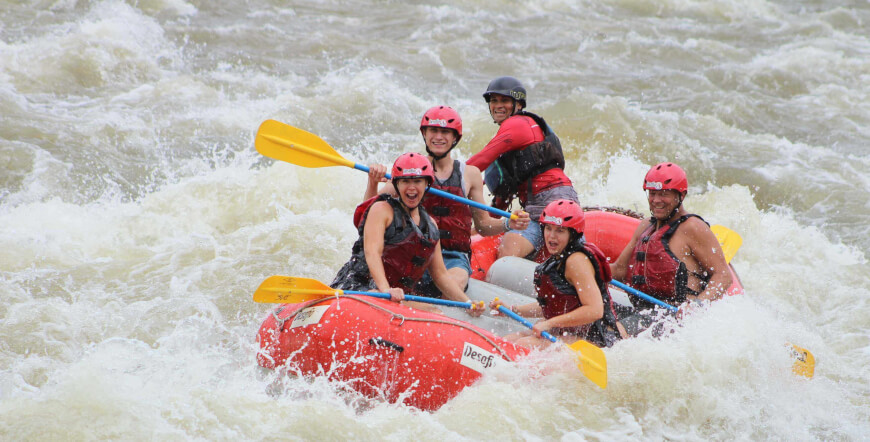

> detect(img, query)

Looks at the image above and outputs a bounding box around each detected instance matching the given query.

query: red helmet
[539,199,585,234]
[420,105,462,141]
[391,152,434,184]
[643,162,688,194]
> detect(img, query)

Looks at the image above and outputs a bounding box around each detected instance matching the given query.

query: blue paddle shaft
[353,163,514,219]
[609,280,678,312]
[342,290,475,309]
[497,306,558,343]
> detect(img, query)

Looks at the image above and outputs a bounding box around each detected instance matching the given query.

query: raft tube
[257,296,529,411]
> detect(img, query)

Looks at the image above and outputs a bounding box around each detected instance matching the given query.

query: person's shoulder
[369,199,394,214]
[678,215,716,241]
[566,251,595,275]
[463,162,481,175]
[632,218,653,235]
[567,250,593,264]
[463,163,482,184]
[680,215,712,232]
[497,115,540,143]
[503,114,535,128]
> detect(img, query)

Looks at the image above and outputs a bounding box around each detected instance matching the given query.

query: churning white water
[1,0,868,439]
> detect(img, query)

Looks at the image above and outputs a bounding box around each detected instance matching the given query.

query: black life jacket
[533,238,622,348]
[484,111,565,207]
[332,195,440,293]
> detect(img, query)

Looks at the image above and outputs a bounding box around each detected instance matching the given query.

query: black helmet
[483,76,527,108]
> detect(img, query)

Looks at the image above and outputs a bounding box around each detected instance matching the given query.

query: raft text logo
[402,168,423,176]
[290,305,330,329]
[646,181,663,190]
[460,342,499,373]
[429,119,448,127]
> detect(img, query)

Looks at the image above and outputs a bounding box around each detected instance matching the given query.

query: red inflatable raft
[256,209,742,411]
[256,295,528,411]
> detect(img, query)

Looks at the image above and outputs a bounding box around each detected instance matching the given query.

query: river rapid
[1,0,868,440]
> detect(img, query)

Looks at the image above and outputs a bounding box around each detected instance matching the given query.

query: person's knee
[498,233,534,258]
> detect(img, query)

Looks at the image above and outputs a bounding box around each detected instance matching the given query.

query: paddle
[611,224,816,377]
[610,279,679,312]
[710,224,742,264]
[253,275,606,388]
[253,275,483,309]
[492,300,607,389]
[610,280,815,378]
[704,225,814,377]
[255,119,517,220]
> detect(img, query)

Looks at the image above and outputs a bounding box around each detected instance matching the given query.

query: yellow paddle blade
[252,275,339,303]
[567,339,608,389]
[711,224,743,263]
[789,343,815,378]
[255,119,355,169]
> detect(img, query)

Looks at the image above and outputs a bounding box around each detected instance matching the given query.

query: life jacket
[626,214,711,306]
[484,111,565,207]
[422,160,472,254]
[533,239,622,348]
[332,195,440,293]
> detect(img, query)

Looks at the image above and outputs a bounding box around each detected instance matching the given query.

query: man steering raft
[332,152,484,316]
[466,77,579,260]
[610,162,732,333]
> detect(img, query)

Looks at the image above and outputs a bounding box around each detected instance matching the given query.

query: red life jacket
[422,160,472,254]
[332,195,440,293]
[533,239,622,347]
[626,214,710,306]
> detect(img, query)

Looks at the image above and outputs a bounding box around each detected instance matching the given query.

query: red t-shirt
[467,115,571,201]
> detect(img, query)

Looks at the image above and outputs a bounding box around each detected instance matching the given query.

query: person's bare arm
[533,253,603,335]
[363,164,397,200]
[610,220,650,281]
[489,298,543,318]
[465,164,530,235]
[362,202,393,292]
[683,219,733,302]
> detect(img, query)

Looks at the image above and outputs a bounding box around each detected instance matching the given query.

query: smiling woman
[329,153,484,316]
[490,200,624,349]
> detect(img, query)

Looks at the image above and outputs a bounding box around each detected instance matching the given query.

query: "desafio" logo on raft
[460,342,500,373]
